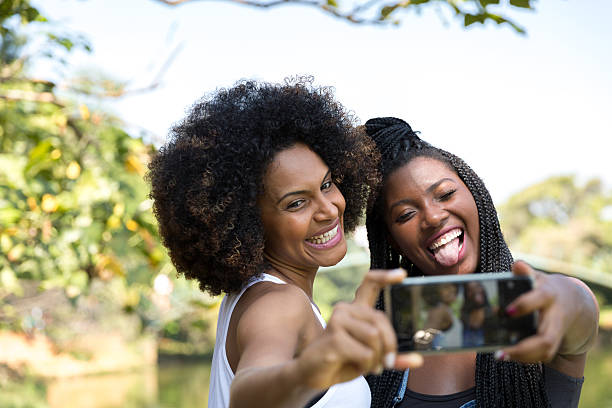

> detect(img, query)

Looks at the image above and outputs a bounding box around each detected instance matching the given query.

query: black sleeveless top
[397,387,476,408]
[390,365,583,408]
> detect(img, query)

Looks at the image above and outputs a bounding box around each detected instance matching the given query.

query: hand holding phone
[384,272,537,354]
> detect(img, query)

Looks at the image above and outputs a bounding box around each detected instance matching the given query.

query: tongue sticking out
[432,237,461,267]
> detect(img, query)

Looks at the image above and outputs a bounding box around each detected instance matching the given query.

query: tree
[153,0,536,34]
[498,175,612,273]
[0,1,218,359]
[1,1,163,296]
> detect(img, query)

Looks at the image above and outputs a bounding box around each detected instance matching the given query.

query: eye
[439,189,456,201]
[395,210,415,224]
[321,180,333,191]
[286,199,305,210]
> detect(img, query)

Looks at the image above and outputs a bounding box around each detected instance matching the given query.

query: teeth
[429,229,462,250]
[307,225,339,244]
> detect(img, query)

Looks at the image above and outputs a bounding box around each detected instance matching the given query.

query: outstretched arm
[229,269,423,408]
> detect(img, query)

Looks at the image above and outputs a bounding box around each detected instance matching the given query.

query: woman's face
[383,157,480,276]
[259,143,347,272]
[465,282,486,305]
[439,283,458,304]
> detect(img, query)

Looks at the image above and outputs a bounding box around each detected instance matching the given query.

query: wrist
[284,356,324,400]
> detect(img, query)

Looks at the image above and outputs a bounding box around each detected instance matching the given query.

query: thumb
[353,268,406,307]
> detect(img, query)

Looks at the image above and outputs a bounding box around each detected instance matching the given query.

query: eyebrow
[389,177,456,211]
[275,170,332,205]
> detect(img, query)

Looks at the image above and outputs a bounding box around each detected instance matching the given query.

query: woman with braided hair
[363,117,599,408]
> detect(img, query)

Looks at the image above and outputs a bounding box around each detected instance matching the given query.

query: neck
[263,251,317,298]
[407,352,476,395]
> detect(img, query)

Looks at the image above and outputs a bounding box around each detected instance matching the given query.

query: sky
[33,0,612,204]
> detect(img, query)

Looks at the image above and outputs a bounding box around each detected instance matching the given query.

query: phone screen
[386,273,537,353]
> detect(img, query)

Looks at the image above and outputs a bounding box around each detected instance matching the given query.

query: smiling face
[258,143,347,273]
[465,281,486,306]
[439,283,458,305]
[383,157,480,276]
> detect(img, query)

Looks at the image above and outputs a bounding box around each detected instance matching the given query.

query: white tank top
[207,273,371,408]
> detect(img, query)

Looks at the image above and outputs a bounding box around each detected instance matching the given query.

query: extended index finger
[353,268,406,307]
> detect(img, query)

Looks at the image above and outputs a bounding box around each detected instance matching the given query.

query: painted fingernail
[494,350,510,361]
[384,352,396,369]
[505,306,517,316]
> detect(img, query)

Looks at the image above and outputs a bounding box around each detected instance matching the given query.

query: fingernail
[410,353,424,366]
[373,364,383,375]
[494,350,510,361]
[506,306,516,316]
[384,352,396,369]
[389,269,405,277]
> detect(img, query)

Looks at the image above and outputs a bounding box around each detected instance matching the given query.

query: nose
[313,195,339,222]
[421,202,448,229]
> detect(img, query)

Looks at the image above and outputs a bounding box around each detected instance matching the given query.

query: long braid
[364,117,550,408]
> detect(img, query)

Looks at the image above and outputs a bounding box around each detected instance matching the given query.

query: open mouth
[305,224,339,245]
[427,228,464,267]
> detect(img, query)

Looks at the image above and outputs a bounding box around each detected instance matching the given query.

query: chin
[320,245,348,267]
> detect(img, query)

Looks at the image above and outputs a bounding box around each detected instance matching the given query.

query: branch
[154,0,388,25]
[63,42,184,98]
[150,0,529,32]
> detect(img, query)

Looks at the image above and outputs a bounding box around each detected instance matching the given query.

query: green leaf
[479,0,500,6]
[24,6,41,23]
[464,11,525,34]
[326,0,338,8]
[0,267,22,296]
[24,139,53,176]
[56,37,74,51]
[464,13,486,26]
[510,0,533,9]
[0,207,22,225]
[380,5,399,20]
[28,139,53,162]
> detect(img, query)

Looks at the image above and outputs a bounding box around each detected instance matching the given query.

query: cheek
[333,190,346,219]
[262,214,303,243]
[390,225,419,257]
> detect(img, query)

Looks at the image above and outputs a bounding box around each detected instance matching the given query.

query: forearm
[558,277,599,356]
[229,359,320,408]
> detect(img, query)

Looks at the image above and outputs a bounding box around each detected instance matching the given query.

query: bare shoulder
[238,280,312,323]
[233,279,314,347]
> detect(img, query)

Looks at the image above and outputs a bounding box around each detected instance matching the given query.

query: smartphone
[384,272,537,354]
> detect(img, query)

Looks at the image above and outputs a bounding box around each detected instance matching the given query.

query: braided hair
[364,117,550,408]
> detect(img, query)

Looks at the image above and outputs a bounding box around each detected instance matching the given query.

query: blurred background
[1,0,611,406]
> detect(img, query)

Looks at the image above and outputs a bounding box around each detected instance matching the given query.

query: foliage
[0,373,49,408]
[314,238,370,319]
[498,175,612,272]
[154,0,536,34]
[0,0,219,355]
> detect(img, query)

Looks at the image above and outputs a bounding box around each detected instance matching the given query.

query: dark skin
[383,157,599,395]
[425,304,453,332]
[225,144,423,408]
[463,282,497,330]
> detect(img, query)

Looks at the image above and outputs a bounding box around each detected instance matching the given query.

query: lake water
[39,347,612,408]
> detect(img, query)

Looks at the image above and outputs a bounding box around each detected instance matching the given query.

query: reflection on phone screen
[390,277,536,352]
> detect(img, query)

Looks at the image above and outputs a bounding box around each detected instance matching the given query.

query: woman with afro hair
[147,79,422,408]
[363,117,599,408]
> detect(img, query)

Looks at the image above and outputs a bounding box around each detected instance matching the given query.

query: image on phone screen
[386,274,537,353]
